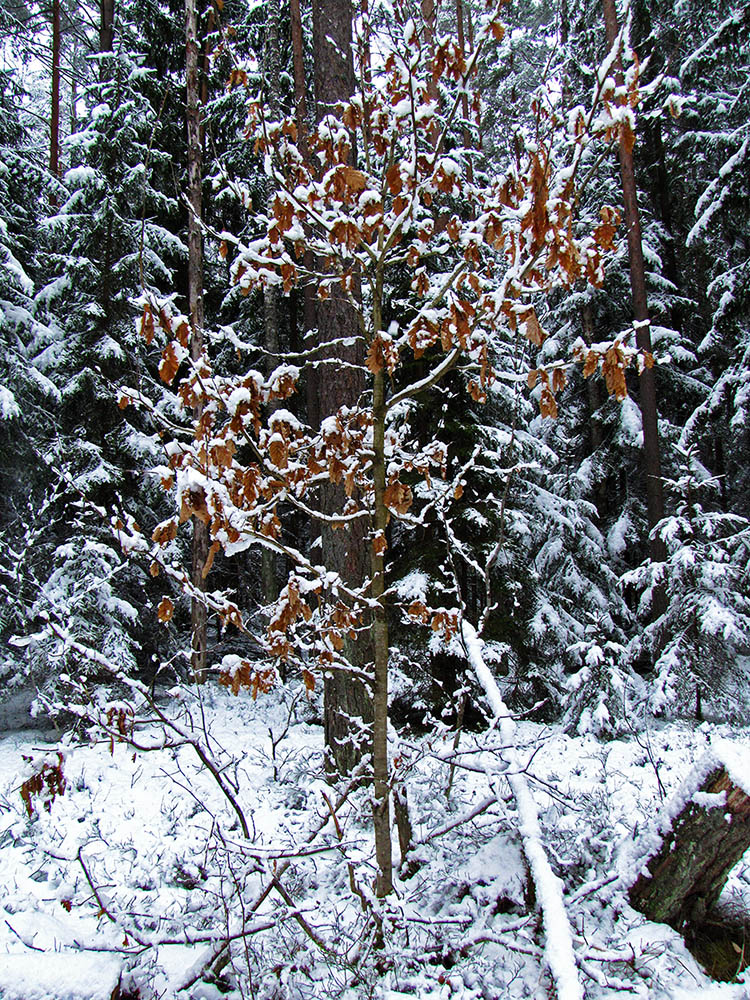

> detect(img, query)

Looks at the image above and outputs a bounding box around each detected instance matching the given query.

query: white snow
[0,683,749,1000]
[0,953,121,1000]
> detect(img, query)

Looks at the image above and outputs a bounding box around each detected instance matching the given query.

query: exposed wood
[629,765,750,931]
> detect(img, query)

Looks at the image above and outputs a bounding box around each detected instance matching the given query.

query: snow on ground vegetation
[0,685,749,999]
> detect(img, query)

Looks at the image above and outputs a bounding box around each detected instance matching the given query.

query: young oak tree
[123,0,650,900]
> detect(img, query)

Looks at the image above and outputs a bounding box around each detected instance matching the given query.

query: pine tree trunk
[262,0,282,604]
[49,0,61,203]
[420,0,440,146]
[70,38,78,136]
[455,0,473,185]
[100,0,115,53]
[370,264,392,895]
[311,0,374,777]
[199,7,216,151]
[186,0,209,682]
[602,0,666,587]
[290,0,319,427]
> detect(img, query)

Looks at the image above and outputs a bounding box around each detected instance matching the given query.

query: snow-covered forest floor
[1,685,749,1000]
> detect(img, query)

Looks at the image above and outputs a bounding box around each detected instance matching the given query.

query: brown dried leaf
[408,600,430,623]
[552,368,567,393]
[386,163,402,196]
[152,519,178,545]
[159,342,180,385]
[269,435,289,469]
[366,337,384,374]
[202,540,221,579]
[141,303,155,345]
[539,387,558,419]
[383,481,413,516]
[342,166,367,193]
[523,308,546,347]
[583,350,599,379]
[157,597,174,622]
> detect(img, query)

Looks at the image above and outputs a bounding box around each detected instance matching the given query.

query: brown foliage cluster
[20,753,66,817]
[122,0,650,694]
[218,659,276,698]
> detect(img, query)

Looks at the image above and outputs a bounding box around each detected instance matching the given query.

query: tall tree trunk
[370,276,393,897]
[602,0,666,588]
[455,0,473,184]
[262,0,282,603]
[186,0,209,682]
[420,0,440,146]
[311,0,374,778]
[290,0,319,426]
[97,0,116,317]
[100,0,115,53]
[49,0,61,204]
[199,5,215,150]
[70,38,78,137]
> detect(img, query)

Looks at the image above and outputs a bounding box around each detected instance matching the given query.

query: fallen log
[628,748,750,932]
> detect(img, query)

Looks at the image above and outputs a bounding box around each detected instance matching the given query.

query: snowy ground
[0,684,749,999]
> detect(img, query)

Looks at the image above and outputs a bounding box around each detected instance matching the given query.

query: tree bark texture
[602,0,666,575]
[371,361,392,896]
[100,0,115,54]
[629,766,750,931]
[50,0,61,195]
[454,0,473,184]
[420,0,440,146]
[186,0,209,682]
[199,6,216,151]
[290,0,318,419]
[262,0,282,603]
[311,0,373,777]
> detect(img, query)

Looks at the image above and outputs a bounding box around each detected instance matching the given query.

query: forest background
[0,0,750,996]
